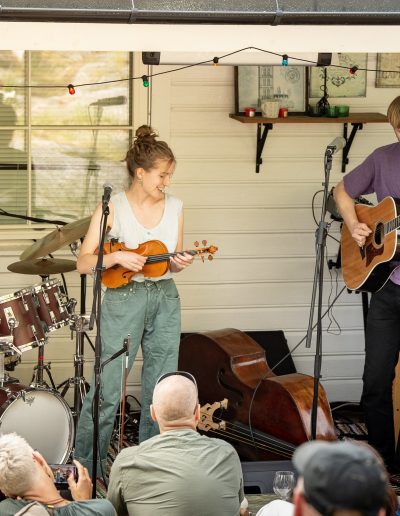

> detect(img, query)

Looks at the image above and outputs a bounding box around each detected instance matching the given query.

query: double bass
[179,328,336,461]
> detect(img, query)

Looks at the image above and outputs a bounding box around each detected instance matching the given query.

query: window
[0,50,133,225]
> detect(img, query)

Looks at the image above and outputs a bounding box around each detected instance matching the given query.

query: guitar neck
[145,249,197,264]
[385,214,400,235]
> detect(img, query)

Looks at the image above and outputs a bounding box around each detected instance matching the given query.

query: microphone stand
[88,189,127,494]
[89,193,109,494]
[305,145,335,440]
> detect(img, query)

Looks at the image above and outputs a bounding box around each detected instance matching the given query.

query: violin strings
[145,249,199,263]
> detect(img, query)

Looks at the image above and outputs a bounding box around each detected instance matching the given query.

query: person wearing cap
[292,440,388,516]
[107,372,247,516]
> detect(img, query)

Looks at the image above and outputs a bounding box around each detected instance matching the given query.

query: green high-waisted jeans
[74,278,181,474]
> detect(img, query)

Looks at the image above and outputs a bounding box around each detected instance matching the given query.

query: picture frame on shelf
[234,65,309,115]
[309,53,367,98]
[376,53,400,88]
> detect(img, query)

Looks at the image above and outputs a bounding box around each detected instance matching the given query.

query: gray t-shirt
[0,498,116,516]
[107,429,244,516]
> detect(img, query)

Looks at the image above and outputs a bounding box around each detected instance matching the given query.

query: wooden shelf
[229,112,388,172]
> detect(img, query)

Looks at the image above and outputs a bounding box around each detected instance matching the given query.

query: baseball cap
[293,440,387,516]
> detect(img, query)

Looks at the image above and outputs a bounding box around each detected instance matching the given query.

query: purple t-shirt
[343,141,400,284]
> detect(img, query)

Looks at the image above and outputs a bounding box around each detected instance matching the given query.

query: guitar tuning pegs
[202,239,207,246]
[194,241,199,247]
[208,255,213,261]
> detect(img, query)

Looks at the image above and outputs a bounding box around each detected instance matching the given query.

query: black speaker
[245,331,296,376]
[142,51,161,65]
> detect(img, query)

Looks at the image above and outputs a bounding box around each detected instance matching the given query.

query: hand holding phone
[67,460,92,501]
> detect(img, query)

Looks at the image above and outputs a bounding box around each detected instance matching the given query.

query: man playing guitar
[334,95,400,477]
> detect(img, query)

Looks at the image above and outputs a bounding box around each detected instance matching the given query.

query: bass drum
[0,384,74,464]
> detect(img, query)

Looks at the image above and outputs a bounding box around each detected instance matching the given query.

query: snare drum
[0,289,46,353]
[33,279,70,332]
[0,383,74,464]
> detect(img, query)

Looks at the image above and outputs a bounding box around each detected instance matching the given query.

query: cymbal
[20,216,91,261]
[8,258,77,275]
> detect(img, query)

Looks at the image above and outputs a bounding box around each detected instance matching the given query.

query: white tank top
[107,191,183,282]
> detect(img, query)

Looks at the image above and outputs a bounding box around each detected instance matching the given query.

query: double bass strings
[200,411,294,458]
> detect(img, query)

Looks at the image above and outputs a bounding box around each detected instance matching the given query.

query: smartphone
[49,464,77,485]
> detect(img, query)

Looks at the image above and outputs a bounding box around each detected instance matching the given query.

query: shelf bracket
[342,122,363,173]
[256,123,273,173]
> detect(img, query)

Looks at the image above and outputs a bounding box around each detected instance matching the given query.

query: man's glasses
[155,370,197,389]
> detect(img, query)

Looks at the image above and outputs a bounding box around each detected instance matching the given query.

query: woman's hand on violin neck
[170,252,194,272]
[116,250,147,272]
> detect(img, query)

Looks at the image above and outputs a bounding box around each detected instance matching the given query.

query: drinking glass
[273,470,295,501]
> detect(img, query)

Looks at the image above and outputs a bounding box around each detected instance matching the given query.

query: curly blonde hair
[0,433,36,497]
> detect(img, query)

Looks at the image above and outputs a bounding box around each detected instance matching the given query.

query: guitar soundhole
[375,223,384,246]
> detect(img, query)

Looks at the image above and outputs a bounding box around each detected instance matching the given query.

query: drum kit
[0,217,91,464]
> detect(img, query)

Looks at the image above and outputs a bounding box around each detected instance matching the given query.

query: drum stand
[30,341,57,390]
[57,274,92,431]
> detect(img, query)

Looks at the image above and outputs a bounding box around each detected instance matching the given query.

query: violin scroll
[193,240,218,263]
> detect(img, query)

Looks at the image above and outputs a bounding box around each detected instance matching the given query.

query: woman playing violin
[74,125,193,474]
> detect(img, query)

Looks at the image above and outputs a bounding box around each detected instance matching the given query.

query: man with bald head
[107,371,245,516]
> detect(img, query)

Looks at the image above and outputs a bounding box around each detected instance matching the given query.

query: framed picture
[309,53,367,98]
[235,65,309,115]
[376,53,400,88]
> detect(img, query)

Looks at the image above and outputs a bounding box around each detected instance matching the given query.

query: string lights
[0,47,399,94]
[141,75,149,87]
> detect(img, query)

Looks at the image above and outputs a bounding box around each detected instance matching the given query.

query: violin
[99,239,218,289]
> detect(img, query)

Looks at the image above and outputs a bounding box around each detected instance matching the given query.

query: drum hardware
[57,312,90,431]
[0,336,16,387]
[7,257,77,275]
[30,342,57,390]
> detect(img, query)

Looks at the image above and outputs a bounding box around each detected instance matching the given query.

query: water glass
[273,470,295,501]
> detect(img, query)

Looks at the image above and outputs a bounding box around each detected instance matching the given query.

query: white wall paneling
[0,52,395,406]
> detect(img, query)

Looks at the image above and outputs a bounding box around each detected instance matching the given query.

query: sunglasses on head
[156,370,197,388]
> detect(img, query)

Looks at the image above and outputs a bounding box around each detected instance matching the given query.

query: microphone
[90,96,127,107]
[102,183,113,205]
[326,137,346,155]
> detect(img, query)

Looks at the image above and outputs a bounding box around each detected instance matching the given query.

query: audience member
[0,433,116,515]
[107,371,247,516]
[292,440,388,516]
[256,441,398,516]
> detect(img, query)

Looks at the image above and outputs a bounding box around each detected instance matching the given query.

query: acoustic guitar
[341,196,400,292]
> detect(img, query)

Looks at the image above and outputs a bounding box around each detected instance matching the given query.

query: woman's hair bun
[135,125,158,142]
